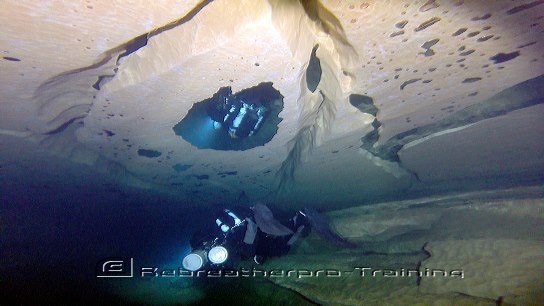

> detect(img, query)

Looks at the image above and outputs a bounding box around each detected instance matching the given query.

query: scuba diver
[182,203,310,271]
[182,203,355,271]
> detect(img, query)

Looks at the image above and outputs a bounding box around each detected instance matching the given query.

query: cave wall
[1,0,543,209]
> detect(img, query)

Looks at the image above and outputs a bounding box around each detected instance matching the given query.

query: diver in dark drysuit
[182,203,310,271]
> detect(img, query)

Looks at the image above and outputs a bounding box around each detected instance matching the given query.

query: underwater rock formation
[1,1,543,304]
[263,187,544,305]
[2,0,543,207]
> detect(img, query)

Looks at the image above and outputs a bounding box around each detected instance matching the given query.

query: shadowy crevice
[306,45,322,92]
[362,74,544,163]
[349,94,378,116]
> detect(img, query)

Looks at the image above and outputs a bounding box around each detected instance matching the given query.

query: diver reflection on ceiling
[173,82,284,151]
[206,87,268,138]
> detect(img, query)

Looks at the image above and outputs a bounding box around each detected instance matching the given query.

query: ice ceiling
[1,0,543,209]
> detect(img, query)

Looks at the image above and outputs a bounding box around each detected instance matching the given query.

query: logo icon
[96,257,134,278]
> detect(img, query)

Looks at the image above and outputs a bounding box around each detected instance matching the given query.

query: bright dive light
[213,120,222,130]
[208,246,229,264]
[182,252,206,271]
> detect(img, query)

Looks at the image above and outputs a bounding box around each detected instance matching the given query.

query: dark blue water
[0,155,207,304]
[0,152,320,305]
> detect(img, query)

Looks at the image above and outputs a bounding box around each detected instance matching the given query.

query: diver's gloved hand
[291,210,311,233]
